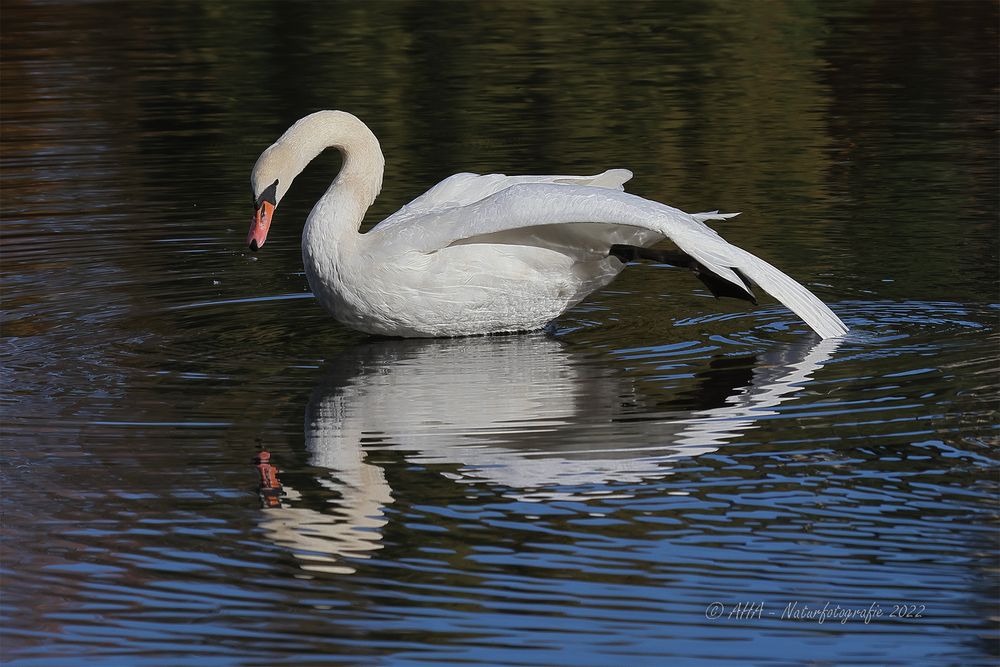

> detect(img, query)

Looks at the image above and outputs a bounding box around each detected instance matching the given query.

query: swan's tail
[682,240,849,340]
[690,210,741,223]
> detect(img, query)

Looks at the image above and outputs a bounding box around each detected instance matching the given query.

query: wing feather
[369,182,847,339]
[373,169,633,233]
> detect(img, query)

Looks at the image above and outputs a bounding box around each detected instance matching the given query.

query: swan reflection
[260,334,839,573]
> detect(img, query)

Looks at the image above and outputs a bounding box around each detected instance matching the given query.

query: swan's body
[248,111,848,339]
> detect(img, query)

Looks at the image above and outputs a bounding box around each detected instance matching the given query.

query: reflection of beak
[247,201,274,252]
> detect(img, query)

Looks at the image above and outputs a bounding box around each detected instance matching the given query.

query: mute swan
[247,111,848,339]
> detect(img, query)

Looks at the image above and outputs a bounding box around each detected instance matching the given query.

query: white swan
[247,110,848,339]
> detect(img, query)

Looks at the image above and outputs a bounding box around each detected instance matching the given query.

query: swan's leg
[609,244,758,304]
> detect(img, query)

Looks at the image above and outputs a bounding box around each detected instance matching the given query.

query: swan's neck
[272,111,384,271]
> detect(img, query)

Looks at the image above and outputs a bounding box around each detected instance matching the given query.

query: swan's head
[247,145,290,252]
[247,110,383,251]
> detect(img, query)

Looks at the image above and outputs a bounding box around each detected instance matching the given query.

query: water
[2,1,997,665]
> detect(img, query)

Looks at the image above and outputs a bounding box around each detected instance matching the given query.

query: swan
[247,110,848,339]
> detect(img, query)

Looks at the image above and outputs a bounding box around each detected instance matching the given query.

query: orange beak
[247,200,274,252]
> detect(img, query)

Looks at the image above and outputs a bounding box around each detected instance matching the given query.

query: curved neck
[282,112,383,251]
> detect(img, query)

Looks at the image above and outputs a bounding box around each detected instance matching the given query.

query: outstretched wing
[370,182,848,339]
[372,169,635,233]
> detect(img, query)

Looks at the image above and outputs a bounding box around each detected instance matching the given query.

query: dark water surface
[2,1,998,665]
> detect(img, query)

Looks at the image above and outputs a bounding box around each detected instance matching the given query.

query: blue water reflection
[264,335,838,572]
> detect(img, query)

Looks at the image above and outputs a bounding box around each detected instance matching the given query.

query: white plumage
[247,110,848,339]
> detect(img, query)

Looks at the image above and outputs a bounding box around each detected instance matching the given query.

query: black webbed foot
[608,244,757,304]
